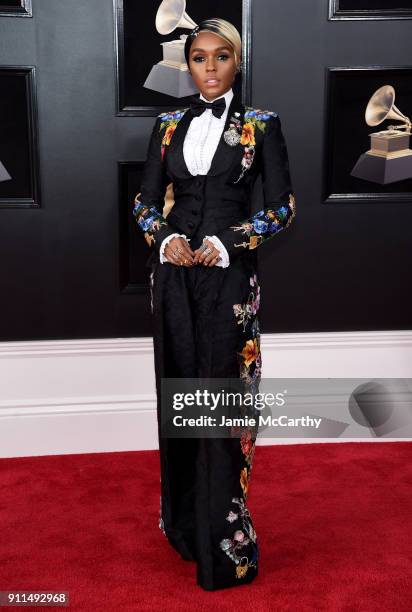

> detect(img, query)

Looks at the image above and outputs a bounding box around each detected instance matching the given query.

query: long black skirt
[149,252,261,591]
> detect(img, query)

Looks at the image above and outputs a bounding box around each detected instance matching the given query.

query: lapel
[165,91,246,180]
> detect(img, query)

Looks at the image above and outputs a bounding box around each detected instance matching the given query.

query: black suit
[133,90,296,591]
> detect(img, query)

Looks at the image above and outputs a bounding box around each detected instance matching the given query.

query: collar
[199,87,234,112]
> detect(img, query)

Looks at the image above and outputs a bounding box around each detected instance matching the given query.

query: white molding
[0,330,411,458]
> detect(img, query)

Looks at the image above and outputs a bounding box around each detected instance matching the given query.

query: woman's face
[188,31,239,101]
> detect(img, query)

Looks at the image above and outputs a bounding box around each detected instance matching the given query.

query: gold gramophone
[351,85,412,184]
[143,0,199,98]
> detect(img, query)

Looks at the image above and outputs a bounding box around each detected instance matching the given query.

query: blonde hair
[184,18,242,71]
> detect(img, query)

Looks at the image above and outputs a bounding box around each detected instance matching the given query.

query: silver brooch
[223,115,242,146]
[224,127,241,146]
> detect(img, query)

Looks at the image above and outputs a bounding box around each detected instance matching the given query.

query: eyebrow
[190,46,231,53]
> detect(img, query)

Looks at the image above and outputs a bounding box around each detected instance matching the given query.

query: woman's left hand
[193,238,222,267]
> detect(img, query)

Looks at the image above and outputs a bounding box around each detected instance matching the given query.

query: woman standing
[133,18,296,591]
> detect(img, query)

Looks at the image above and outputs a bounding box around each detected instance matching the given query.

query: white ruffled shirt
[159,88,233,267]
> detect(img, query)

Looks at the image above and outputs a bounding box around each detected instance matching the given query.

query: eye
[192,56,205,62]
[218,54,229,61]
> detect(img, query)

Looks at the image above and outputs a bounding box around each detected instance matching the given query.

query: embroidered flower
[240,429,256,466]
[240,123,256,147]
[233,275,260,332]
[240,338,259,368]
[244,107,278,126]
[161,125,176,159]
[240,467,249,499]
[232,108,279,184]
[230,192,297,250]
[133,198,168,246]
[158,109,187,160]
[234,529,246,542]
[226,510,238,523]
[219,497,258,579]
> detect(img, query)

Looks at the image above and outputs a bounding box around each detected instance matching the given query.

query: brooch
[223,114,242,147]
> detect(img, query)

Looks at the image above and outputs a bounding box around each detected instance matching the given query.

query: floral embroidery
[240,467,249,498]
[240,428,256,467]
[239,429,256,503]
[233,274,262,392]
[233,108,278,184]
[230,192,296,250]
[245,107,278,126]
[218,274,261,580]
[219,497,258,579]
[133,194,169,247]
[158,109,187,160]
[233,273,260,332]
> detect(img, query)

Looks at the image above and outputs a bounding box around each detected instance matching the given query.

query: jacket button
[191,210,198,216]
[194,194,201,200]
[187,221,195,230]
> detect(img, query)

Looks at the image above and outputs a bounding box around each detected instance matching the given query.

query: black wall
[0,0,411,341]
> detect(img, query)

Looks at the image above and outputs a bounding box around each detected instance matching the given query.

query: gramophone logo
[143,0,199,98]
[0,160,11,183]
[351,84,412,185]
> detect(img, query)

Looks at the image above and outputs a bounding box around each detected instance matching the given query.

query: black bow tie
[189,96,226,118]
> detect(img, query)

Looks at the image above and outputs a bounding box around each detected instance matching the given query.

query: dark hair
[184,18,242,69]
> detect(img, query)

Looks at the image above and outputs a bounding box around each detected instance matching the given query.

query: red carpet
[1,442,411,611]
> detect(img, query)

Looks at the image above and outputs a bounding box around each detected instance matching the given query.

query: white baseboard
[0,331,411,458]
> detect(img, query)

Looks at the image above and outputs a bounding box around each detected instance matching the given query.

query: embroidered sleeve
[215,114,296,257]
[133,115,177,252]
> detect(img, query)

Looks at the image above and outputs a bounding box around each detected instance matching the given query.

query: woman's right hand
[163,236,196,266]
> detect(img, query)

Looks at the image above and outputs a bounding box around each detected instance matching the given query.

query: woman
[133,18,296,591]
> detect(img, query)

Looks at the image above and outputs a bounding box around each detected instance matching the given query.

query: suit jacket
[133,91,296,265]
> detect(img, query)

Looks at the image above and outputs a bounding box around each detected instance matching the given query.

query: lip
[204,78,220,86]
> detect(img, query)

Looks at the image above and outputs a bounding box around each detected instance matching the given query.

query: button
[191,210,198,216]
[187,222,195,230]
[194,194,201,200]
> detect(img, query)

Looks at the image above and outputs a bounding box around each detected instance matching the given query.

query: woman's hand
[164,236,195,266]
[193,238,222,267]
